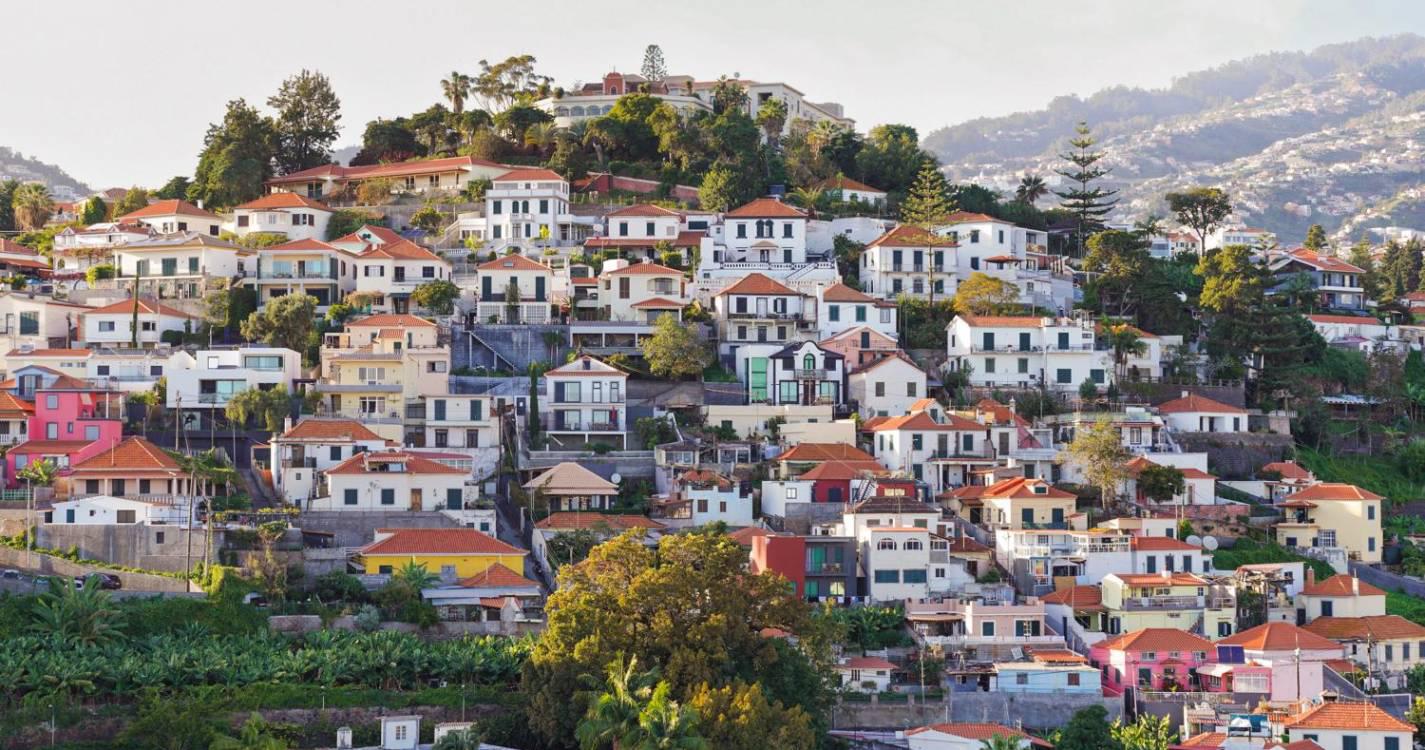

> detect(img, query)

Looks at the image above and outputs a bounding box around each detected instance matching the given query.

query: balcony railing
[794,368,827,380]
[726,311,803,321]
[1119,595,1234,610]
[807,563,845,575]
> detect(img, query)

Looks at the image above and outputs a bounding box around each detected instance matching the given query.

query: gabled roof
[1308,313,1384,326]
[476,253,549,272]
[1303,615,1425,641]
[7,439,93,455]
[0,391,35,418]
[979,476,1076,500]
[1284,483,1383,502]
[334,224,405,246]
[348,313,437,328]
[821,282,877,303]
[522,462,618,494]
[714,273,799,297]
[1301,574,1385,598]
[1042,584,1104,610]
[495,167,565,182]
[279,418,385,442]
[941,211,1008,225]
[630,297,685,309]
[955,314,1044,328]
[268,156,506,184]
[1283,701,1413,733]
[849,351,925,377]
[847,495,939,515]
[71,437,182,474]
[1219,622,1342,652]
[797,460,889,481]
[605,261,681,276]
[1111,572,1209,587]
[457,562,539,589]
[813,175,884,194]
[326,451,467,475]
[82,298,194,318]
[867,224,943,248]
[535,512,664,530]
[729,526,772,545]
[904,723,1049,748]
[724,197,806,219]
[1262,460,1312,480]
[545,355,627,378]
[840,656,896,670]
[1096,627,1214,653]
[869,410,983,432]
[1280,248,1364,274]
[359,239,446,262]
[1130,535,1204,551]
[236,193,333,211]
[1124,456,1215,480]
[360,528,524,556]
[1155,393,1246,415]
[774,443,876,463]
[975,399,1029,428]
[606,204,681,217]
[117,199,219,221]
[263,238,345,253]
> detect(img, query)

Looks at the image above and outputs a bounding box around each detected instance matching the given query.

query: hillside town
[3,42,1425,750]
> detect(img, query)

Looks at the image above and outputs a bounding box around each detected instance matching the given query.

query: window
[1056,368,1072,384]
[380,488,395,505]
[877,538,897,550]
[99,321,115,332]
[981,621,995,636]
[45,395,58,409]
[984,357,995,373]
[85,425,99,441]
[394,725,408,741]
[116,509,136,524]
[1016,673,1029,685]
[783,222,793,238]
[1369,504,1376,520]
[903,539,923,550]
[1342,737,1357,750]
[873,570,899,583]
[785,487,798,499]
[875,382,885,397]
[1385,738,1399,750]
[1090,369,1105,384]
[344,489,358,506]
[378,565,393,575]
[46,423,57,439]
[1018,357,1029,374]
[1067,672,1080,686]
[828,305,840,322]
[907,382,917,397]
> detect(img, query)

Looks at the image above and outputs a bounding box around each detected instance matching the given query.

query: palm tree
[981,733,1026,750]
[1133,213,1166,238]
[624,682,706,750]
[456,109,494,148]
[1015,174,1048,206]
[30,576,127,646]
[525,122,559,156]
[577,655,659,750]
[1101,318,1148,384]
[788,186,825,211]
[12,183,54,230]
[434,729,486,750]
[441,72,473,115]
[17,458,58,488]
[394,560,438,590]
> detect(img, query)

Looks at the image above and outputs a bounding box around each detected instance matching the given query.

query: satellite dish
[610,472,622,484]
[1203,536,1220,551]
[1186,535,1203,547]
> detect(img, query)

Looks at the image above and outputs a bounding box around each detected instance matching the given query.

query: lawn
[1210,537,1335,579]
[1387,591,1425,627]
[1295,446,1424,504]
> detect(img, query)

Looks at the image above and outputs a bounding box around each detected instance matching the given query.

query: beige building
[1100,572,1237,640]
[1298,572,1387,620]
[352,240,453,315]
[317,314,450,442]
[523,461,619,512]
[474,253,555,324]
[599,260,687,322]
[1275,483,1384,564]
[1304,615,1425,687]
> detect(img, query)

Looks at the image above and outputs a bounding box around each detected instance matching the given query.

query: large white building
[450,168,597,253]
[229,193,334,242]
[543,355,628,450]
[946,314,1121,392]
[164,347,303,421]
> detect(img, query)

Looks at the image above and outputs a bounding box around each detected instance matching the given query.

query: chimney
[1352,576,1359,595]
[1181,390,1190,398]
[1305,567,1316,588]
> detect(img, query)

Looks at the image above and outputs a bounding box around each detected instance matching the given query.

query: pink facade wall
[6,390,124,487]
[1090,646,1214,693]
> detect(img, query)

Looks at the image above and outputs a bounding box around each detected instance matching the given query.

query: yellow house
[975,477,1083,531]
[358,528,527,579]
[316,314,451,442]
[1275,483,1384,564]
[1101,572,1237,640]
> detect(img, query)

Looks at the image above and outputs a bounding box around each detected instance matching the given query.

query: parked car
[0,569,20,580]
[74,573,122,590]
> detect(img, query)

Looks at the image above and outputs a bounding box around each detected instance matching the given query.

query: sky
[4,0,1425,189]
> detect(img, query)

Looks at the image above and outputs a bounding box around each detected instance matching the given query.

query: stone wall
[0,546,196,592]
[830,692,1122,731]
[35,524,217,573]
[1175,432,1295,480]
[1351,561,1425,598]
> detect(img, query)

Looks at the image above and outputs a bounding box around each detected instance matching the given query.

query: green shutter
[749,358,768,401]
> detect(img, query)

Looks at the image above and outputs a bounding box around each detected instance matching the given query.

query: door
[410,488,422,510]
[756,297,767,317]
[1052,508,1064,526]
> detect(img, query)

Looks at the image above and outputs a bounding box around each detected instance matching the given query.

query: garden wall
[1350,562,1425,598]
[35,524,217,573]
[830,692,1121,731]
[0,546,196,592]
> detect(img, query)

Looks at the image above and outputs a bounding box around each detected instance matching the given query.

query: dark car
[74,573,122,590]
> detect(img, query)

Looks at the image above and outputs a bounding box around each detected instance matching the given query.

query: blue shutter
[344,489,357,505]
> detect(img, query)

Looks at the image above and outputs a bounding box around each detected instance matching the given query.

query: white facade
[113,234,253,301]
[0,293,90,351]
[319,452,470,512]
[849,354,926,419]
[816,283,897,340]
[46,495,188,526]
[229,195,333,242]
[544,356,628,450]
[79,301,192,348]
[165,347,302,410]
[600,261,688,322]
[473,254,555,324]
[946,315,1114,392]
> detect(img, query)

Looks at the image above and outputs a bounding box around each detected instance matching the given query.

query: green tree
[953,272,1019,315]
[641,313,708,380]
[1406,695,1425,744]
[1303,223,1328,252]
[471,55,551,112]
[411,205,446,234]
[30,575,126,646]
[855,124,931,196]
[577,655,660,750]
[1055,122,1118,255]
[1111,714,1177,750]
[268,69,342,175]
[1138,463,1186,504]
[351,117,422,165]
[188,99,277,208]
[1068,420,1129,510]
[442,70,473,114]
[224,386,290,435]
[1084,230,1151,318]
[981,734,1027,750]
[17,458,58,486]
[756,97,788,148]
[686,681,814,750]
[641,45,668,82]
[1348,238,1381,301]
[434,728,487,750]
[210,713,290,750]
[493,104,553,146]
[155,175,192,200]
[393,560,438,591]
[412,279,460,314]
[696,165,743,213]
[899,162,954,307]
[12,182,53,230]
[624,681,707,750]
[527,363,542,448]
[112,186,153,218]
[0,178,18,231]
[240,293,317,354]
[709,77,749,115]
[1166,187,1232,254]
[1015,174,1048,205]
[79,196,107,224]
[1197,245,1263,316]
[1055,705,1122,750]
[1101,319,1147,382]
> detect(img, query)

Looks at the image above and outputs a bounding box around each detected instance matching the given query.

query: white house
[229,193,334,242]
[45,494,190,526]
[319,450,470,511]
[353,239,453,315]
[543,355,628,450]
[453,168,596,252]
[946,314,1113,392]
[270,418,390,506]
[264,155,511,200]
[1307,314,1398,352]
[1124,456,1218,505]
[860,224,954,300]
[599,260,688,322]
[113,233,254,303]
[816,282,897,340]
[1156,392,1247,433]
[764,340,847,407]
[653,469,753,528]
[164,347,302,416]
[115,199,222,237]
[904,723,1050,750]
[0,293,92,352]
[814,175,887,207]
[1283,701,1413,750]
[848,352,927,418]
[248,238,360,311]
[473,253,555,324]
[870,409,991,492]
[719,198,808,265]
[835,656,896,693]
[78,298,193,348]
[713,273,813,383]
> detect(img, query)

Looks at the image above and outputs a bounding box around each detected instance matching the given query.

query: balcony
[726,311,804,321]
[807,562,845,575]
[1119,595,1233,611]
[794,368,827,380]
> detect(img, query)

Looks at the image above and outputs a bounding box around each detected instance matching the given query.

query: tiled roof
[535,512,664,530]
[729,526,772,545]
[867,224,943,248]
[1155,393,1246,414]
[1219,622,1342,652]
[1175,732,1228,749]
[269,156,506,184]
[457,562,538,589]
[606,204,681,217]
[714,273,799,297]
[1308,313,1384,326]
[821,282,876,303]
[523,462,618,494]
[326,451,467,475]
[545,355,626,378]
[1283,701,1413,733]
[630,297,685,309]
[279,418,385,442]
[1112,572,1209,587]
[264,238,345,253]
[945,535,990,554]
[236,193,333,211]
[584,231,706,249]
[1262,460,1312,480]
[117,199,219,221]
[1284,248,1364,274]
[1130,535,1203,551]
[724,197,806,218]
[869,410,983,432]
[813,175,883,194]
[1042,584,1104,610]
[1301,574,1385,598]
[905,723,1048,747]
[941,211,1006,225]
[348,313,437,328]
[1303,615,1425,642]
[979,477,1076,500]
[847,495,939,515]
[840,656,896,670]
[477,253,549,272]
[1124,456,1215,479]
[605,261,681,276]
[774,442,876,462]
[956,314,1044,328]
[82,298,194,318]
[360,239,445,261]
[71,437,181,473]
[495,168,564,182]
[1284,483,1383,502]
[798,460,889,481]
[5,349,91,358]
[1096,627,1214,653]
[8,439,94,455]
[1027,648,1088,664]
[360,528,524,556]
[0,391,35,417]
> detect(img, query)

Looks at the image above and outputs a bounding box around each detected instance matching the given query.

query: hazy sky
[5,0,1424,189]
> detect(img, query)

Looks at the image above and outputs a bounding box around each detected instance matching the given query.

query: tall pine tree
[640,44,667,82]
[1055,121,1117,256]
[899,162,954,308]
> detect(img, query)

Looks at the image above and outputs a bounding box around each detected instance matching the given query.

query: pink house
[1090,627,1215,694]
[5,366,125,487]
[1201,622,1342,702]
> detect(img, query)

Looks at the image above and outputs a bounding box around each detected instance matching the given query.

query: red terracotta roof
[477,253,549,272]
[456,562,537,588]
[268,156,506,184]
[5,349,91,358]
[1308,313,1385,326]
[264,238,345,253]
[869,410,983,432]
[1284,483,1383,502]
[1112,572,1209,587]
[729,526,772,545]
[821,282,876,303]
[725,197,806,218]
[279,418,385,442]
[774,443,876,463]
[117,199,219,221]
[1284,248,1364,274]
[534,512,664,530]
[1262,461,1312,480]
[956,314,1044,327]
[71,437,181,473]
[941,211,1006,225]
[1130,535,1203,551]
[605,261,681,276]
[630,297,685,309]
[867,224,944,248]
[979,476,1076,500]
[798,460,889,481]
[1156,393,1246,414]
[584,231,705,249]
[1283,701,1412,733]
[361,528,524,556]
[327,451,467,475]
[714,273,799,297]
[83,298,194,318]
[1096,627,1214,653]
[1303,615,1425,641]
[1301,574,1385,598]
[0,391,35,416]
[840,656,897,670]
[1042,584,1104,610]
[236,193,333,211]
[813,175,884,194]
[348,313,437,328]
[495,168,564,182]
[1219,622,1342,652]
[360,239,446,262]
[1175,732,1228,749]
[606,204,681,217]
[8,439,94,454]
[1124,456,1215,480]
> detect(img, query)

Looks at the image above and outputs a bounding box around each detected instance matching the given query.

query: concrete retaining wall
[831,692,1122,731]
[0,546,196,592]
[268,614,541,638]
[35,524,217,573]
[1175,433,1295,480]
[1351,562,1425,598]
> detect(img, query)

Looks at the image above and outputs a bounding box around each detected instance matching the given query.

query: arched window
[877,538,896,550]
[803,353,816,370]
[903,539,923,550]
[556,107,569,116]
[571,105,586,117]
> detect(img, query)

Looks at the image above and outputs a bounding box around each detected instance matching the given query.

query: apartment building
[247,238,360,310]
[113,233,252,303]
[859,224,954,299]
[871,409,991,492]
[229,193,334,243]
[0,294,91,353]
[712,273,813,383]
[543,355,628,450]
[452,168,596,251]
[353,239,453,315]
[1100,572,1236,639]
[718,198,808,265]
[473,253,554,324]
[163,347,302,427]
[946,314,1115,392]
[115,199,222,237]
[316,315,450,442]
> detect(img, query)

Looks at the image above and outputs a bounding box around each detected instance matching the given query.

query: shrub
[314,571,368,605]
[354,604,382,633]
[590,442,614,455]
[85,264,115,284]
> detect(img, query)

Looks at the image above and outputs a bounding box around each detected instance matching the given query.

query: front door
[410,488,422,511]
